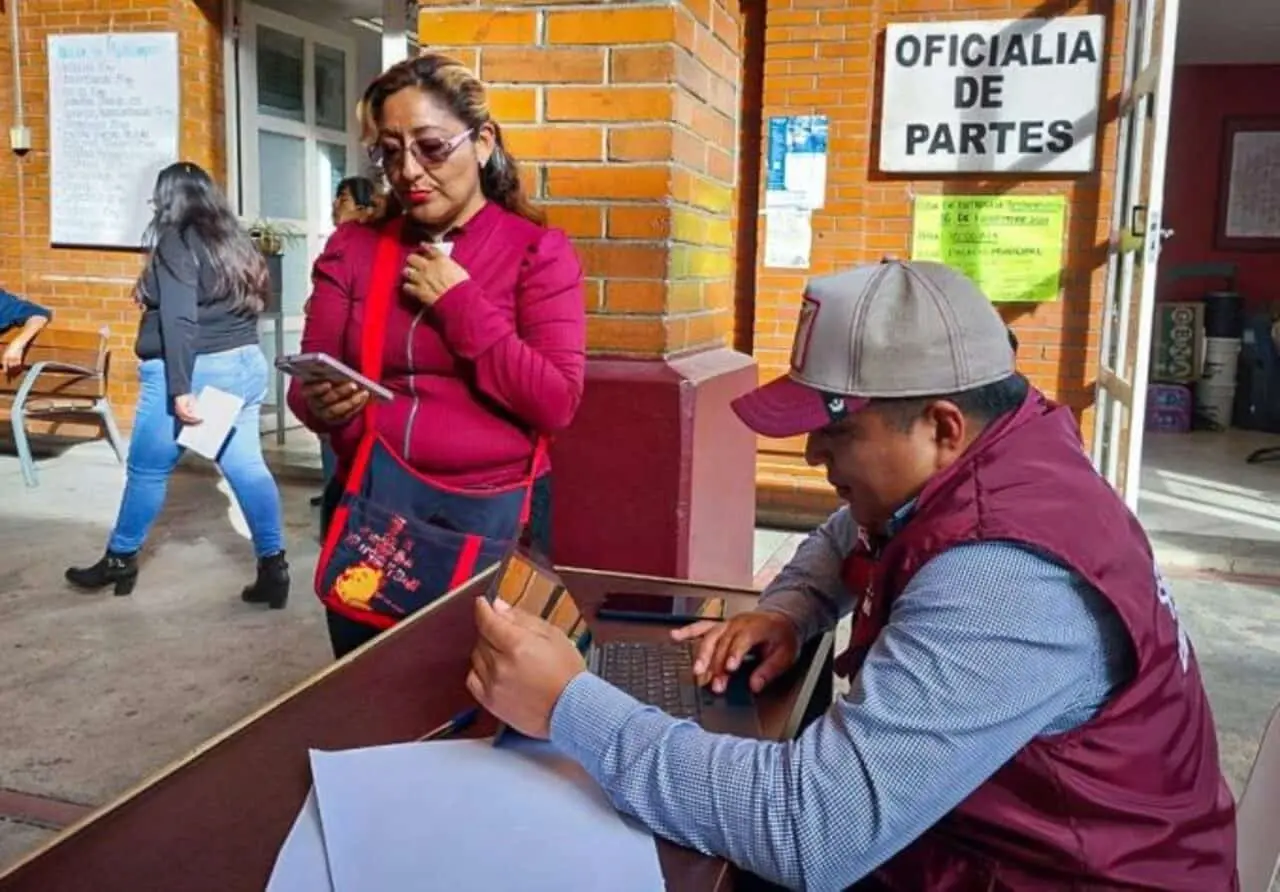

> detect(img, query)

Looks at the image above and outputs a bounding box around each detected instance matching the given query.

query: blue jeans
[108,345,285,558]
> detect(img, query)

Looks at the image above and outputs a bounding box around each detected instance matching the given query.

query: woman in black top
[66,162,289,607]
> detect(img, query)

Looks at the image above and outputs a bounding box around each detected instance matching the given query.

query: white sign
[879,16,1104,174]
[763,209,813,269]
[48,33,180,248]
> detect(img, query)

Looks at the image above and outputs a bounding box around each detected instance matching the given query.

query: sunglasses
[368,129,474,171]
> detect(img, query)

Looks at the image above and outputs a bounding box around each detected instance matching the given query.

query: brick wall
[750,0,1127,522]
[418,0,743,358]
[0,0,224,429]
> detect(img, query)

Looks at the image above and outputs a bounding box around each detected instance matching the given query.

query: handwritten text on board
[48,33,180,248]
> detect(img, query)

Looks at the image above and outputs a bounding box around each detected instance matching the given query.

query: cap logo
[790,296,819,373]
[824,393,847,423]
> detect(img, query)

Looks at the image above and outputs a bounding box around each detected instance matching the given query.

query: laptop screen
[488,550,591,651]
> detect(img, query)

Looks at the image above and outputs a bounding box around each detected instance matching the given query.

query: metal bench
[0,325,125,487]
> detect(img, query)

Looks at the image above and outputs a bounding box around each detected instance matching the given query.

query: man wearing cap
[466,261,1238,890]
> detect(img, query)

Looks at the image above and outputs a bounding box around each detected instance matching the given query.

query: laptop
[486,550,762,737]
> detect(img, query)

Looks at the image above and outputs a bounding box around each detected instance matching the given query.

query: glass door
[1091,0,1182,510]
[238,4,357,442]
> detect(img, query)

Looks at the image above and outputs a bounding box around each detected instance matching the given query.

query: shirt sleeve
[153,230,200,398]
[429,228,587,434]
[755,506,857,643]
[0,290,52,330]
[287,225,365,441]
[550,541,1134,892]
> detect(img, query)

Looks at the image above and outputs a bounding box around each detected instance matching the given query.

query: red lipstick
[407,190,432,205]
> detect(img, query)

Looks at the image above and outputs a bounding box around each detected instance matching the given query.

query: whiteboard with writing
[48,32,180,248]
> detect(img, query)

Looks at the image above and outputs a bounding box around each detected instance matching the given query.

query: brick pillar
[420,1,758,585]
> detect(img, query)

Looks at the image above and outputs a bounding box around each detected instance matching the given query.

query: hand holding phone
[276,352,393,424]
[302,379,369,426]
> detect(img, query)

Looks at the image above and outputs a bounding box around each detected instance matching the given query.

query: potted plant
[246,219,302,314]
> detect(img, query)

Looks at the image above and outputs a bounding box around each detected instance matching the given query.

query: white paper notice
[176,386,244,460]
[764,210,813,269]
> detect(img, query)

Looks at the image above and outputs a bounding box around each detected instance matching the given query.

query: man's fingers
[749,644,793,694]
[473,596,532,653]
[691,625,727,679]
[494,599,554,635]
[465,668,487,705]
[671,619,719,643]
[470,638,497,681]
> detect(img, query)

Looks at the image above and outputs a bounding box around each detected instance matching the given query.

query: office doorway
[1091,0,1182,511]
[234,2,359,448]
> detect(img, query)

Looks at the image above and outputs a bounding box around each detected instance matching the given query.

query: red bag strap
[518,437,547,527]
[360,216,407,427]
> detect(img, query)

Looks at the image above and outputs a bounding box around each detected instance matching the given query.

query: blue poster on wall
[765,115,829,210]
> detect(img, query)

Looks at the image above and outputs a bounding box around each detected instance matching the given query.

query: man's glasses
[368,129,474,172]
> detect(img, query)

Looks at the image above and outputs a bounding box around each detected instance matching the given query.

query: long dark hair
[139,161,269,315]
[361,54,543,226]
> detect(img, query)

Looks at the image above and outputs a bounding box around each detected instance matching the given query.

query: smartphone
[596,592,725,626]
[274,352,394,402]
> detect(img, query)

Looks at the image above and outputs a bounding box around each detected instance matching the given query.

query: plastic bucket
[1203,291,1244,339]
[1194,382,1236,430]
[1202,337,1242,388]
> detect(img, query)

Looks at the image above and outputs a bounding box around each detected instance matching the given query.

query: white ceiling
[1177,0,1280,64]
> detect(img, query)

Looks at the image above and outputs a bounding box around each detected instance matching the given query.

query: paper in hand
[176,386,244,460]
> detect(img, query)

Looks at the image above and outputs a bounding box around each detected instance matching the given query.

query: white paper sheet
[764,209,813,269]
[265,789,334,892]
[308,736,666,892]
[176,385,244,460]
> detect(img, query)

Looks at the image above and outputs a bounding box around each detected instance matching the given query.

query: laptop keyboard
[596,641,703,721]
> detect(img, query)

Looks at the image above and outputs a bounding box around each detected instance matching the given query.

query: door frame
[1091,0,1183,510]
[237,3,360,250]
[233,3,360,437]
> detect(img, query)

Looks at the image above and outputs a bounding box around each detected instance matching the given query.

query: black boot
[65,551,139,596]
[241,552,290,610]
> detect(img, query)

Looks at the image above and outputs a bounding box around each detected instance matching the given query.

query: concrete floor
[1,438,1279,875]
[1140,428,1280,577]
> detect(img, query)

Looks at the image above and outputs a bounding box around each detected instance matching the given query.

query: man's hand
[302,379,369,426]
[467,597,587,740]
[672,610,801,695]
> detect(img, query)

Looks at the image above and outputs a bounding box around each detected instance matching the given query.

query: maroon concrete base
[550,348,758,588]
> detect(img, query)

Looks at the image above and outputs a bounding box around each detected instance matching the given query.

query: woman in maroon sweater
[288,55,586,657]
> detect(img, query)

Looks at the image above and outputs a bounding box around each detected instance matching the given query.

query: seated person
[0,288,51,372]
[466,260,1238,890]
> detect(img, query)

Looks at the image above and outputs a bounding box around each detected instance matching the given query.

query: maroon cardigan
[288,202,587,488]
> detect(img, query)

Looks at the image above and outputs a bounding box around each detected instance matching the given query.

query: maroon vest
[840,391,1237,891]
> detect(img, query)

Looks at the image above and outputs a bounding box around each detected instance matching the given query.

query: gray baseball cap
[732,259,1015,438]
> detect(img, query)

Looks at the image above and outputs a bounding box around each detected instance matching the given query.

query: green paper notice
[911,195,1066,303]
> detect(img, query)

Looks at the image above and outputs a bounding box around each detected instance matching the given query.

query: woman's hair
[336,175,377,209]
[361,54,543,226]
[141,161,268,316]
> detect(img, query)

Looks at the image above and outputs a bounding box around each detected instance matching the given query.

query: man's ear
[925,400,968,451]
